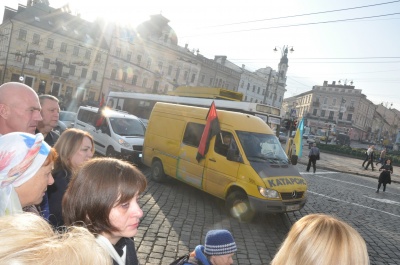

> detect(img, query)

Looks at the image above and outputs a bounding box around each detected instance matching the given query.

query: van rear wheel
[226,191,255,223]
[151,160,166,182]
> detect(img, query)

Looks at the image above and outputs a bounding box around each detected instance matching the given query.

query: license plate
[286,204,300,211]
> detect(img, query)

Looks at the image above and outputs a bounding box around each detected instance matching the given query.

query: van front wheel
[226,191,255,223]
[106,146,116,158]
[151,160,166,182]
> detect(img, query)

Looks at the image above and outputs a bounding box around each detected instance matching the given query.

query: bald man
[0,82,42,135]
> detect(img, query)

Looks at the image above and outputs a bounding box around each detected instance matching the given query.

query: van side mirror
[291,154,298,165]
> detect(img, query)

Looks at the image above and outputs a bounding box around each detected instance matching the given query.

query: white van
[74,106,146,163]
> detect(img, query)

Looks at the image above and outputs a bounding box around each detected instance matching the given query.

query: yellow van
[143,103,307,221]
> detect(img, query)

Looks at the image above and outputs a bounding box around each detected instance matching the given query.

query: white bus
[106,91,282,134]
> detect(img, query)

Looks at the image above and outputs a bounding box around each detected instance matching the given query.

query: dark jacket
[35,129,60,147]
[379,164,393,184]
[48,168,71,227]
[113,238,139,265]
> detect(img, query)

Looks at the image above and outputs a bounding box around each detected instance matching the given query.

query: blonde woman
[271,214,369,265]
[0,213,111,265]
[48,128,94,227]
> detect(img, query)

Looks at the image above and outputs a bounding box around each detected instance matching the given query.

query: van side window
[183,122,204,147]
[77,109,97,126]
[215,131,234,157]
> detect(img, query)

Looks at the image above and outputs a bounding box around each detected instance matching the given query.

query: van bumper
[120,149,143,164]
[248,196,307,213]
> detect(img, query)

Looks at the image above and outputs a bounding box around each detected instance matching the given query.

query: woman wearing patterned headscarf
[0,132,57,216]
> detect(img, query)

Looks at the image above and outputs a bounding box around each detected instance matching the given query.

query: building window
[92,71,98,81]
[324,97,328,104]
[321,110,326,117]
[116,47,121,57]
[168,65,173,76]
[18,29,27,40]
[175,68,180,81]
[43,58,50,69]
[46,39,54,49]
[257,87,260,94]
[191,74,196,83]
[32,33,40,45]
[95,53,101,62]
[158,61,163,70]
[137,55,142,65]
[146,58,152,69]
[252,85,255,92]
[122,72,127,82]
[333,98,337,105]
[247,83,250,90]
[127,52,132,62]
[81,68,87,78]
[201,74,205,83]
[313,109,318,115]
[328,111,334,120]
[73,46,79,56]
[347,114,352,121]
[262,89,265,95]
[132,75,138,85]
[85,50,91,59]
[184,71,188,81]
[142,78,148,88]
[60,42,67,53]
[111,69,117,80]
[28,54,36,66]
[69,65,76,76]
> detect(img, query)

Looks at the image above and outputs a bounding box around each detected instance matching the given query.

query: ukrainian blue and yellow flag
[293,118,304,157]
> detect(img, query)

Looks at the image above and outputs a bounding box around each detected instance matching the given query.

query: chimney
[323,81,328,86]
[332,81,336,85]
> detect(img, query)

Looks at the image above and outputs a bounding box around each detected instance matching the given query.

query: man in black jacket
[306,143,320,173]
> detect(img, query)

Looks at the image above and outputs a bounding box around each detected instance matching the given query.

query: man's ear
[0,104,9,118]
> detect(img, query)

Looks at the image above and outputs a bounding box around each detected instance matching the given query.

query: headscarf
[0,132,50,216]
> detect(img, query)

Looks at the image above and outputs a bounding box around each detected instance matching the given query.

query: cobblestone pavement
[134,147,400,265]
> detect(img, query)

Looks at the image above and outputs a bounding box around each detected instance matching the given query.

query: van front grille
[281,191,304,200]
[133,145,143,151]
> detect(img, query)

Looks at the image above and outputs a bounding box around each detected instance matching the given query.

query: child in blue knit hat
[183,229,237,265]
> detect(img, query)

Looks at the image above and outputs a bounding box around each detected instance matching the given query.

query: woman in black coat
[376,159,393,193]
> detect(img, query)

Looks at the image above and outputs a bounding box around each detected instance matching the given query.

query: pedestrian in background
[270,214,369,265]
[361,145,372,168]
[63,157,147,265]
[364,145,375,171]
[181,229,237,265]
[306,143,320,173]
[36,94,61,220]
[47,128,94,227]
[0,213,112,265]
[0,132,56,216]
[376,158,393,193]
[376,148,387,166]
[0,82,42,135]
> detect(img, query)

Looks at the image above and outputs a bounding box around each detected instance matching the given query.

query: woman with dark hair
[376,158,393,193]
[62,157,147,265]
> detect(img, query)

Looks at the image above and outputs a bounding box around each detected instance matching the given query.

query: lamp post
[335,97,346,127]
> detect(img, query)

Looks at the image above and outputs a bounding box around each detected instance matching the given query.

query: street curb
[297,161,400,184]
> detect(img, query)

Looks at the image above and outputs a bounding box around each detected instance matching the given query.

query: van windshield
[236,131,289,164]
[110,118,145,136]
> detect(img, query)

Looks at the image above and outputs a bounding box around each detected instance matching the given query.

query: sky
[2,0,400,110]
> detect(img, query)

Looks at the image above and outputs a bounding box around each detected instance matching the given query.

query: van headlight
[118,138,131,148]
[258,186,279,198]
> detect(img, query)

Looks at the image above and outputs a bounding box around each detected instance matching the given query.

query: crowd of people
[0,82,372,264]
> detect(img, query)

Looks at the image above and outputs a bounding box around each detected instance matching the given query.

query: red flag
[196,102,220,162]
[95,93,105,127]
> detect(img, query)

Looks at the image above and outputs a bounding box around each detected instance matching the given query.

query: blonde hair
[271,214,369,265]
[53,128,94,173]
[0,213,112,265]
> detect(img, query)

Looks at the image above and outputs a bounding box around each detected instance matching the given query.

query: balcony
[312,101,320,107]
[347,106,355,112]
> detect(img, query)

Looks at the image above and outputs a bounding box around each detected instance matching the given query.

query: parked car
[336,133,351,146]
[59,110,77,128]
[279,131,287,142]
[54,120,67,134]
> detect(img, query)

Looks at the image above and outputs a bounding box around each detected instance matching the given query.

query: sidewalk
[298,145,400,184]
